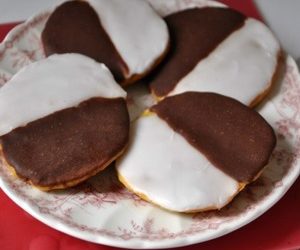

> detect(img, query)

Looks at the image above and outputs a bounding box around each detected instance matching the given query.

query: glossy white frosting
[87,0,169,78]
[169,18,280,106]
[0,53,126,136]
[116,114,239,212]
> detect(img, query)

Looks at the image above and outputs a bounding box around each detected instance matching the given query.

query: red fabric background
[0,1,299,250]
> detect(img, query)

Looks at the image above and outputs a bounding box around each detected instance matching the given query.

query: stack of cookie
[0,0,281,212]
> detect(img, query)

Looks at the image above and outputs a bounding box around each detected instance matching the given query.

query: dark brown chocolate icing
[151,92,276,182]
[1,98,129,187]
[42,1,128,82]
[150,7,246,97]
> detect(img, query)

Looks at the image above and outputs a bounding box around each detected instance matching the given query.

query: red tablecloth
[1,1,300,250]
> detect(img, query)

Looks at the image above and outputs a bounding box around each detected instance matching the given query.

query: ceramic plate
[0,0,300,248]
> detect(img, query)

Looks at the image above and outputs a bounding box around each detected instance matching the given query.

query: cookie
[41,0,169,85]
[0,53,129,190]
[116,92,276,212]
[149,7,282,107]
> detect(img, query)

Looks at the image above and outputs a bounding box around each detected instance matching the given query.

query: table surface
[0,1,300,250]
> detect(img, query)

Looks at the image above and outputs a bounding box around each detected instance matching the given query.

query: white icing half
[0,53,126,136]
[116,114,239,212]
[148,0,226,17]
[169,18,280,106]
[87,0,169,77]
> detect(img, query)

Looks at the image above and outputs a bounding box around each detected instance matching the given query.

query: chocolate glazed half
[42,1,128,82]
[0,97,129,188]
[150,7,246,97]
[151,92,276,183]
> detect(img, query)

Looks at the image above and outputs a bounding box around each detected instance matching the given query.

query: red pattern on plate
[0,1,300,250]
